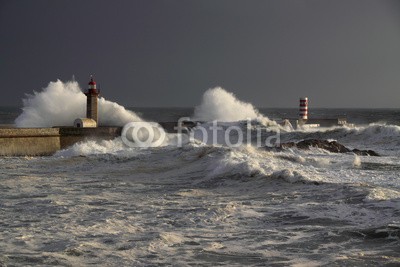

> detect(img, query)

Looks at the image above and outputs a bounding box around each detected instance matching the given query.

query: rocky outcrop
[271,139,379,156]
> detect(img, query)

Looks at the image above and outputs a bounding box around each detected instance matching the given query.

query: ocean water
[0,87,400,265]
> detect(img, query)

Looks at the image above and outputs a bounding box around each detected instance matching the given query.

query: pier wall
[59,127,121,149]
[0,123,193,156]
[0,128,60,156]
[0,127,122,156]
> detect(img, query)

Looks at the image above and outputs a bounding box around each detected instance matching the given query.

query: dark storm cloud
[1,0,399,108]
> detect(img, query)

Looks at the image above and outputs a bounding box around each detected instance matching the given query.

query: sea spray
[15,79,142,127]
[193,87,276,126]
[97,97,142,126]
[190,87,282,146]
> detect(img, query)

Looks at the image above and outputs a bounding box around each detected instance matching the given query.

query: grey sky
[1,0,399,108]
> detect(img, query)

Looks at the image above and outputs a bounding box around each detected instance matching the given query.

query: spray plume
[193,87,276,125]
[15,80,142,127]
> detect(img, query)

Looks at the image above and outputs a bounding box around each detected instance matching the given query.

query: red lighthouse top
[86,75,99,95]
[88,76,97,86]
[88,78,96,86]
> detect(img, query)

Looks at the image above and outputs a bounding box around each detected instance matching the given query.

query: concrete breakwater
[0,121,196,156]
[0,127,122,156]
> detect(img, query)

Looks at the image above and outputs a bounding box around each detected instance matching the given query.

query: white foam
[270,169,307,183]
[284,123,400,155]
[204,146,274,178]
[54,138,129,157]
[15,79,142,127]
[193,87,276,126]
[159,232,185,245]
[55,130,183,157]
[340,124,400,155]
[366,187,400,201]
[353,155,361,167]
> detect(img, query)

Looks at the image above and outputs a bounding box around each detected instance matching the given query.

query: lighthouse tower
[299,97,308,121]
[85,76,100,123]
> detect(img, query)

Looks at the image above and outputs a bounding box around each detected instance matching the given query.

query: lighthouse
[73,76,99,128]
[299,97,308,121]
[85,76,100,123]
[296,97,309,128]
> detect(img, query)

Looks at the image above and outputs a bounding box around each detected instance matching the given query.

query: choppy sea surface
[1,107,400,266]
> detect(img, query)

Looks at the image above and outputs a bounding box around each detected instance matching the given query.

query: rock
[296,139,351,153]
[351,149,380,157]
[273,139,379,156]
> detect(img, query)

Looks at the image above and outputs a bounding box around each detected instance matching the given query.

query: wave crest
[193,87,276,126]
[15,80,142,127]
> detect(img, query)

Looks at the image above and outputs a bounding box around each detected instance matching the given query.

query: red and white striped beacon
[299,97,308,120]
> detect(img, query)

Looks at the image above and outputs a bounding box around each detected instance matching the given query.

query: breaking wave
[193,87,277,126]
[15,80,142,127]
[14,80,400,157]
[279,124,400,154]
